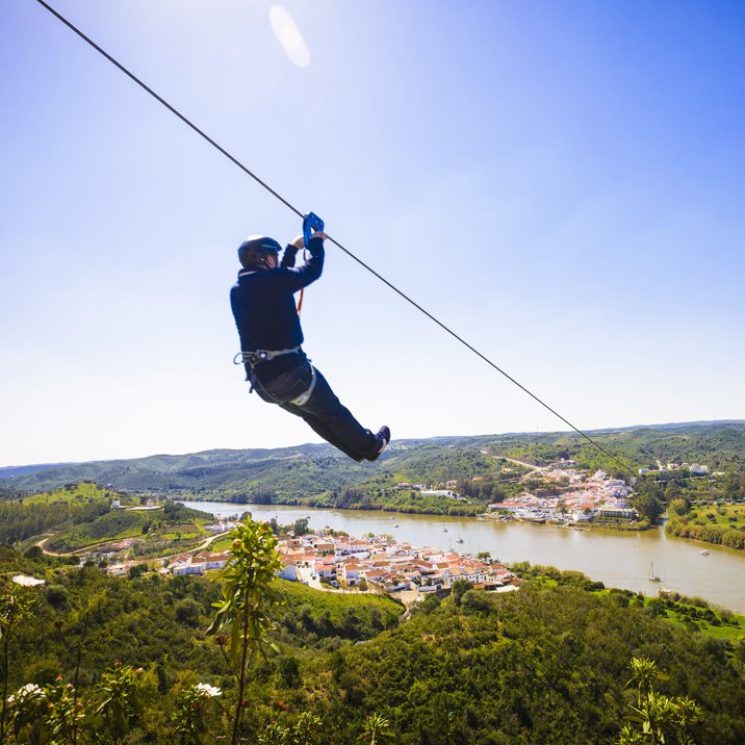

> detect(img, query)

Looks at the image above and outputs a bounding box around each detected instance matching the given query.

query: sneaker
[368,426,391,461]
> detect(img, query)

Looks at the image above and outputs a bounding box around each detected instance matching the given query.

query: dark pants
[250,353,377,462]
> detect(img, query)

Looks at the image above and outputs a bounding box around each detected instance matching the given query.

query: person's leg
[297,368,382,460]
[280,402,365,462]
[252,355,385,461]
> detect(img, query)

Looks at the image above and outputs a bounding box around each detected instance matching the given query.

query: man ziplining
[31,0,633,480]
[230,224,390,462]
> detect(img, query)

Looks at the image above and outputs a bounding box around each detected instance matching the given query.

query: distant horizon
[2,416,743,471]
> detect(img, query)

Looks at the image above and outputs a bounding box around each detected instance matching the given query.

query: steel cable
[32,0,635,479]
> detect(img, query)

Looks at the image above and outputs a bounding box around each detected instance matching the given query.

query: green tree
[175,599,202,628]
[278,656,301,689]
[6,682,50,745]
[170,683,223,745]
[619,657,702,745]
[450,579,474,607]
[45,677,85,745]
[293,518,310,537]
[735,639,745,671]
[0,581,35,744]
[359,713,392,745]
[629,657,657,707]
[208,519,282,745]
[92,664,144,745]
[257,712,322,745]
[633,491,665,525]
[668,498,689,517]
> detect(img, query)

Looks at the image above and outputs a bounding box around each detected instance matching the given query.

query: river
[181,501,745,613]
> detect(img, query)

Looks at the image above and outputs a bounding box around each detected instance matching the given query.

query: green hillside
[1,546,743,744]
[309,582,745,744]
[2,422,744,511]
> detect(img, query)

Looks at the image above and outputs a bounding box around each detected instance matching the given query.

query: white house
[340,560,362,585]
[597,507,638,520]
[171,562,206,576]
[315,561,336,580]
[279,563,301,582]
[422,489,460,499]
[571,511,593,523]
[195,552,230,570]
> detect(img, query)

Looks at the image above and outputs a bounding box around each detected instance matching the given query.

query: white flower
[194,683,221,698]
[8,683,45,704]
[12,575,45,588]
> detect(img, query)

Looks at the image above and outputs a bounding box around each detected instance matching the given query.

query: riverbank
[180,494,656,534]
[664,502,745,552]
[667,519,745,551]
[194,492,486,517]
[484,511,652,532]
[180,501,745,613]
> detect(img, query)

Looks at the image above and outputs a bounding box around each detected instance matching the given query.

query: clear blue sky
[2,0,744,466]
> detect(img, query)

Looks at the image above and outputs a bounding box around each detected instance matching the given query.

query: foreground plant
[208,518,282,745]
[45,677,85,745]
[257,712,323,745]
[170,683,223,745]
[91,664,144,745]
[619,657,702,745]
[360,713,392,745]
[0,582,36,744]
[6,683,49,745]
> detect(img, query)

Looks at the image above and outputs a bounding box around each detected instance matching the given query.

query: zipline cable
[32,0,635,479]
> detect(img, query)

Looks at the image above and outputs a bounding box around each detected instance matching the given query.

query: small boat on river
[648,562,661,583]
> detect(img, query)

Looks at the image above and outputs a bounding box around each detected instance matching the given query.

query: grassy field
[44,500,213,553]
[645,592,745,642]
[208,534,234,553]
[22,481,112,505]
[689,502,745,528]
[660,606,745,642]
[161,522,205,540]
[273,576,405,630]
[46,510,149,552]
[667,501,745,550]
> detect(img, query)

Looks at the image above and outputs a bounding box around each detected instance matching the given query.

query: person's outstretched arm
[277,232,326,293]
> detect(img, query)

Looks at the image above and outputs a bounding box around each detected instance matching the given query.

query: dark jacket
[230,236,324,354]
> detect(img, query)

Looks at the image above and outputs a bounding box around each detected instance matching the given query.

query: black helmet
[238,235,282,268]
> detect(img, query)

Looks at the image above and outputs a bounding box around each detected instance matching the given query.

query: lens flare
[269,5,310,68]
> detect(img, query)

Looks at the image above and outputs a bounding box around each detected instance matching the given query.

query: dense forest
[1,526,744,744]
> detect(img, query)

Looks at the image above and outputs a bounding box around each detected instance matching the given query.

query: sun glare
[269,5,311,68]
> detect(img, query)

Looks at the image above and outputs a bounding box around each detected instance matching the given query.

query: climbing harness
[33,0,636,480]
[253,365,317,407]
[233,346,302,368]
[289,366,317,407]
[296,212,324,316]
[233,349,317,408]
